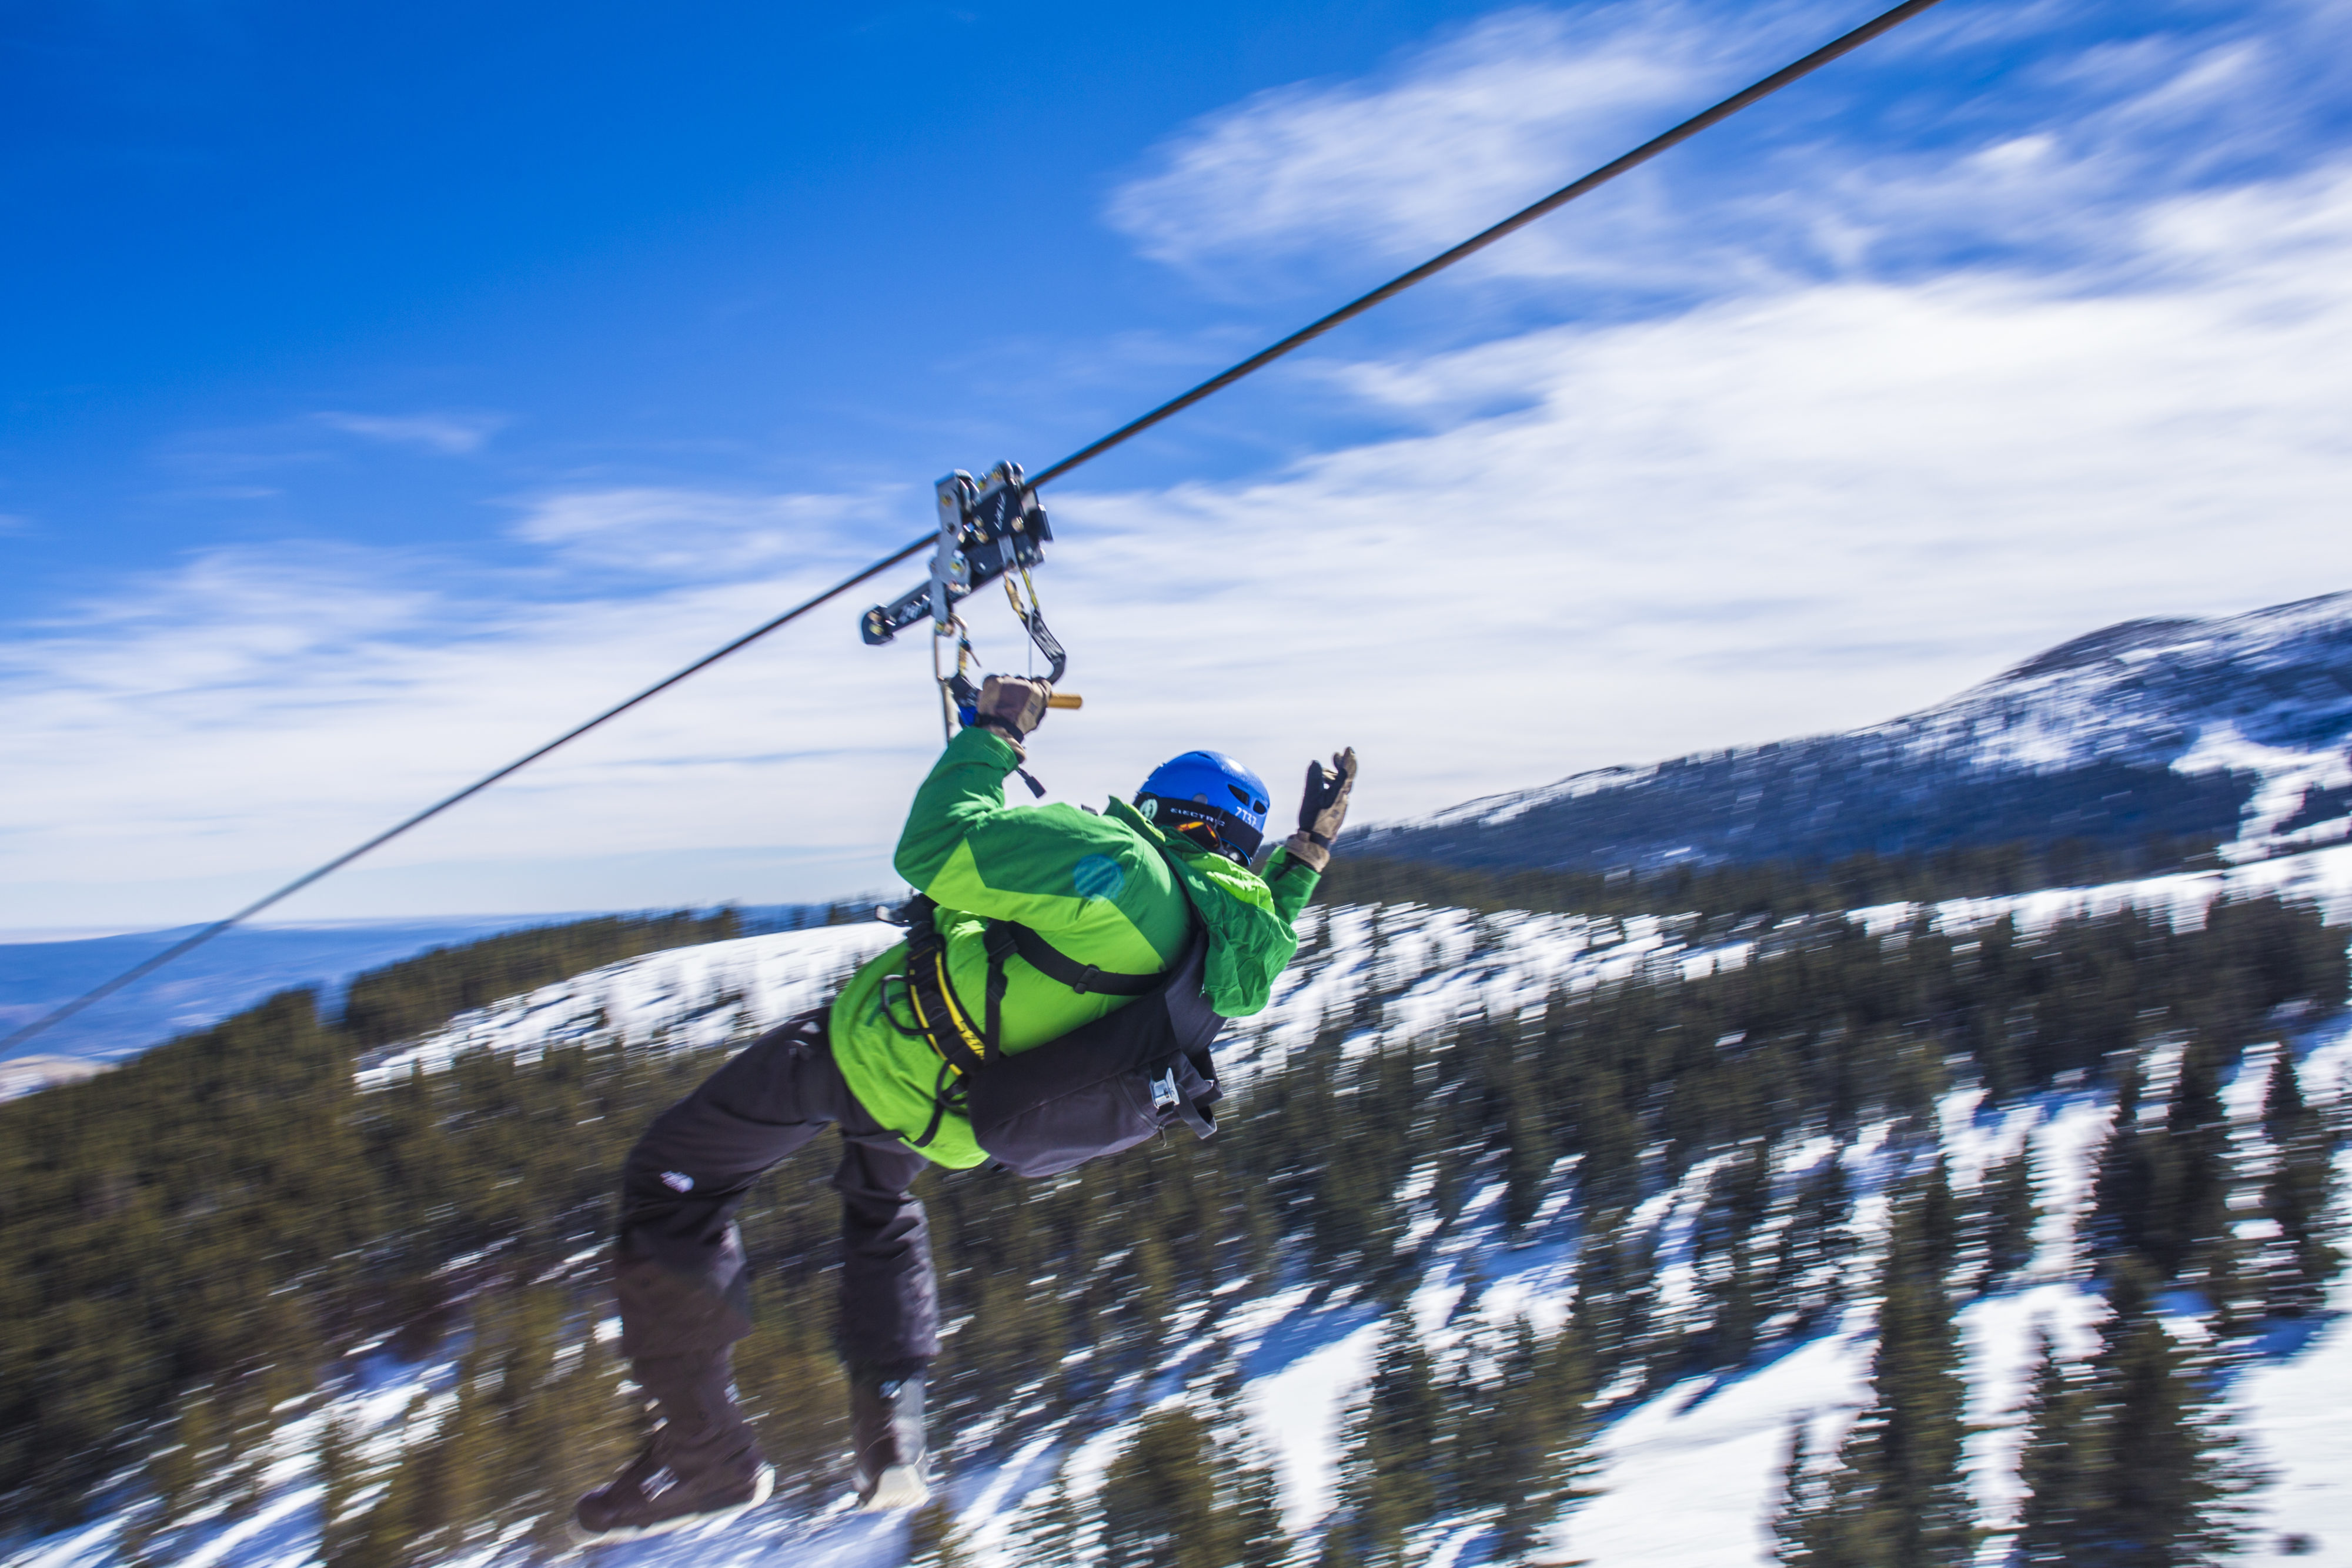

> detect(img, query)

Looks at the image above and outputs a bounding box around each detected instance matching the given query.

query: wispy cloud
[315,410,507,454]
[0,528,942,922]
[1105,0,2352,302]
[507,486,900,577]
[1107,2,1758,283]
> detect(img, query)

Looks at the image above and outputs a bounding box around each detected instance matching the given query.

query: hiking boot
[570,1439,773,1544]
[571,1349,770,1544]
[850,1362,930,1511]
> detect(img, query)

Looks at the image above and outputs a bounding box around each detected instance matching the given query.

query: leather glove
[1283,747,1357,871]
[972,675,1052,748]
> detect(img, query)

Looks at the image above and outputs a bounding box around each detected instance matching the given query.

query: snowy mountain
[1354,591,2352,875]
[13,840,2352,1568]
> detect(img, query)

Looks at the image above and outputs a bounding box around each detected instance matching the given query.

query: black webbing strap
[907,1059,960,1149]
[898,896,991,1076]
[983,921,1020,1056]
[998,921,1159,997]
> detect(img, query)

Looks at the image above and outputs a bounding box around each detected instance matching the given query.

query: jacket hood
[1105,796,1295,1017]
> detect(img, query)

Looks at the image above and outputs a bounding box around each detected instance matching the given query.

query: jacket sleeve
[1261,846,1321,925]
[892,730,1144,947]
[892,726,1022,890]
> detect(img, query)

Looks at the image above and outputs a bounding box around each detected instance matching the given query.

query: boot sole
[857,1465,930,1512]
[570,1463,774,1547]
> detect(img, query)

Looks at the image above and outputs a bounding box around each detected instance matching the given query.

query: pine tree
[316,1407,365,1567]
[1976,1144,2039,1290]
[907,1496,971,1568]
[1575,1216,1656,1388]
[1015,1469,1083,1567]
[2087,1061,2157,1271]
[1810,1169,1972,1567]
[153,1385,212,1529]
[2012,1326,2093,1566]
[1498,1310,1601,1564]
[2260,1055,2341,1318]
[1337,1305,1439,1562]
[1317,1525,1365,1568]
[1767,1419,1826,1567]
[1100,1406,1220,1568]
[2147,1044,2236,1282]
[2262,1051,2308,1145]
[1916,1158,1960,1282]
[344,1400,425,1568]
[2012,1266,2269,1567]
[1772,1154,1854,1332]
[1767,1419,1805,1563]
[2075,1266,2265,1566]
[219,1376,273,1519]
[1703,1239,1760,1369]
[1231,1454,1290,1568]
[1486,1012,1552,1234]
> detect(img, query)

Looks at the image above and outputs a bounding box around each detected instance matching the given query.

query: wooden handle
[1047,693,1084,710]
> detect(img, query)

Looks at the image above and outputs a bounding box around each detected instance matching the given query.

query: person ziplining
[572,676,1358,1542]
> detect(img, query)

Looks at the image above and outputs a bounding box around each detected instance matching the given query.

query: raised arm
[891,725,1024,890]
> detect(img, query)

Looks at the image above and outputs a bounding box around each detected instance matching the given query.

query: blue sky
[7,0,2352,929]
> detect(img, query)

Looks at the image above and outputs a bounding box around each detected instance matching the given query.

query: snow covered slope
[1355,591,2352,875]
[11,855,2352,1568]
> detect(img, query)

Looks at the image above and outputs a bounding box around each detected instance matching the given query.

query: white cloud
[1104,0,2352,299]
[507,486,900,577]
[315,410,507,454]
[0,532,950,923]
[1106,1,1768,282]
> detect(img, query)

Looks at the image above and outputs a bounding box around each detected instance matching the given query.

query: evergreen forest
[0,868,2344,1567]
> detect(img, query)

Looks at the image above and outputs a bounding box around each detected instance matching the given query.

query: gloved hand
[1283,747,1357,871]
[971,675,1053,748]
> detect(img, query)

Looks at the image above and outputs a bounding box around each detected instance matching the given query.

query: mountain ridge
[1354,590,2352,876]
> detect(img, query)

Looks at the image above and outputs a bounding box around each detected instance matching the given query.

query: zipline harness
[2,0,1951,1055]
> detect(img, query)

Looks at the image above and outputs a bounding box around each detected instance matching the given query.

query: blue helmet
[1135,750,1271,865]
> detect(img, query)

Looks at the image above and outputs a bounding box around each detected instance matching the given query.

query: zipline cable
[1,540,928,1053]
[1028,0,1949,487]
[2,0,1947,1055]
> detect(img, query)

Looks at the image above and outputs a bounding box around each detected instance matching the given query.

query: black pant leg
[616,1010,844,1360]
[831,1102,942,1369]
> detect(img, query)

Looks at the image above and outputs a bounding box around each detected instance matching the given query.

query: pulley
[861,461,1081,749]
[862,464,1055,661]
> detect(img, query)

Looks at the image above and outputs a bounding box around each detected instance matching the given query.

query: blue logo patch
[1073,854,1125,901]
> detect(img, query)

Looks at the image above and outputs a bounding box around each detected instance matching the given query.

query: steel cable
[4,0,1947,1054]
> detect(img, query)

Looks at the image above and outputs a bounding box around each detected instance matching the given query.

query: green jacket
[828,726,1320,1168]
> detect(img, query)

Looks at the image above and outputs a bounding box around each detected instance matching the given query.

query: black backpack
[888,897,1226,1178]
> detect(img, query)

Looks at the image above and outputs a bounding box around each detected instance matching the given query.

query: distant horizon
[0,897,877,945]
[10,582,2349,941]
